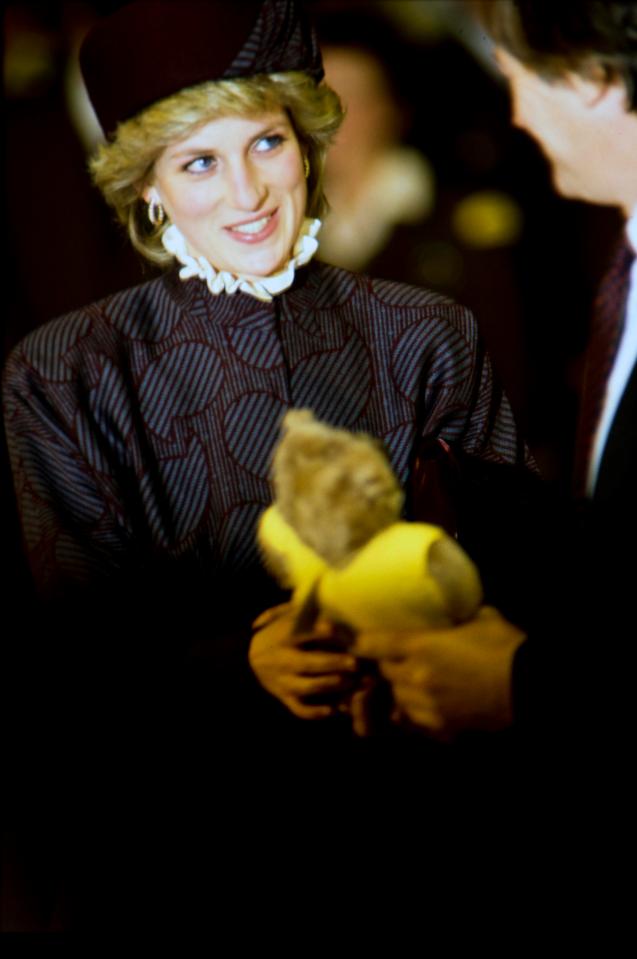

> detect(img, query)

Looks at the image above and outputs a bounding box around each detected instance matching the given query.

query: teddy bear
[257,410,483,634]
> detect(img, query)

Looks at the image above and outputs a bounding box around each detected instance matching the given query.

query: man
[355,0,637,746]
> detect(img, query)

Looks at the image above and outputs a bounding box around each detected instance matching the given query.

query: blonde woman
[3,0,531,729]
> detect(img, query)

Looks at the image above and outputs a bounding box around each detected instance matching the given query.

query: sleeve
[417,304,533,471]
[408,303,543,617]
[3,339,280,746]
[2,344,134,599]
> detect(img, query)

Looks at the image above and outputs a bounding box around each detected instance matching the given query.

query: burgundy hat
[80,0,324,137]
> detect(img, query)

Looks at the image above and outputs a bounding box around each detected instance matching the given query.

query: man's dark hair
[470,1,637,109]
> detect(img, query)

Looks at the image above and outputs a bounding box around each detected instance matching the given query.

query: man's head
[470,1,637,213]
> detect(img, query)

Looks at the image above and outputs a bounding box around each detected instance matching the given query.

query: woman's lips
[225,209,278,244]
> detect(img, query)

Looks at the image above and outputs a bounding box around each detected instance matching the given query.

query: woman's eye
[185,155,215,173]
[254,134,284,153]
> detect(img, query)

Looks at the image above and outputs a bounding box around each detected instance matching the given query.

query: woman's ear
[142,185,159,204]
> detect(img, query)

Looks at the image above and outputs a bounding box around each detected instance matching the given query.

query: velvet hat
[80,0,324,137]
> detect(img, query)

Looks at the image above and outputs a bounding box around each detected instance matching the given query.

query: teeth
[233,215,271,235]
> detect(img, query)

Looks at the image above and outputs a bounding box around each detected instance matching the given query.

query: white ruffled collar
[162,217,321,302]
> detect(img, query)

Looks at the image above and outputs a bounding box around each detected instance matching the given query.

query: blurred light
[452,191,523,248]
[4,31,57,97]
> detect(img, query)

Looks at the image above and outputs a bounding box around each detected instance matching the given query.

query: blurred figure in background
[317,24,435,273]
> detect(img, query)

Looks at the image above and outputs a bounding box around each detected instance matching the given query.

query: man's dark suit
[511,318,636,762]
[594,360,637,512]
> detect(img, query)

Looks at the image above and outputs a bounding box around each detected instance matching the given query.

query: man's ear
[567,67,628,113]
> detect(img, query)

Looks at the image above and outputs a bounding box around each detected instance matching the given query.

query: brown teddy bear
[258,410,483,633]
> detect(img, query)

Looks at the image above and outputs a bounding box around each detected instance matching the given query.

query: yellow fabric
[257,505,328,604]
[258,506,481,632]
[318,523,457,631]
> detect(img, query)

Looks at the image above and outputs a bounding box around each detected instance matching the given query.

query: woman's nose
[226,160,267,210]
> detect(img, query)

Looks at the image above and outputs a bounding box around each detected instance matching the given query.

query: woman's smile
[225,208,279,241]
[147,111,308,277]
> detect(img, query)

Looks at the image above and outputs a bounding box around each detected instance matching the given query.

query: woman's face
[147,109,308,277]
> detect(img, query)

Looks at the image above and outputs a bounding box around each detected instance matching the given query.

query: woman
[3,0,531,735]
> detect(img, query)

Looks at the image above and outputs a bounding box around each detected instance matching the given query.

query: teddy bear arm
[427,535,483,623]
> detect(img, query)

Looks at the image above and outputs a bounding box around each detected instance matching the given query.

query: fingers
[271,650,360,698]
[249,609,363,722]
[252,603,293,629]
[350,686,374,738]
[393,703,445,735]
[352,630,413,660]
[277,669,359,721]
[252,605,344,649]
[379,658,431,688]
[382,663,445,732]
[353,607,522,661]
[280,698,336,721]
[287,650,358,675]
[285,671,358,697]
[278,667,360,722]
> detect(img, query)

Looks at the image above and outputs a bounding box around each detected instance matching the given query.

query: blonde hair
[90,71,344,266]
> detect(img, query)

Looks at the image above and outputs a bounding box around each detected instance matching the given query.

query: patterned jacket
[3,261,529,602]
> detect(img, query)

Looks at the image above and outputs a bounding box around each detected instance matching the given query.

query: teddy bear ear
[427,535,483,623]
[281,408,315,433]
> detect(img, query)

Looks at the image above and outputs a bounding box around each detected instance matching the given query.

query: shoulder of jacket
[8,274,177,365]
[315,260,465,309]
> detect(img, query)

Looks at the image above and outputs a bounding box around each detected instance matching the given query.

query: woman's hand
[249,604,361,720]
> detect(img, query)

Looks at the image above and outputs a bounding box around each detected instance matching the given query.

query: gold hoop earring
[303,156,310,180]
[148,196,166,227]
